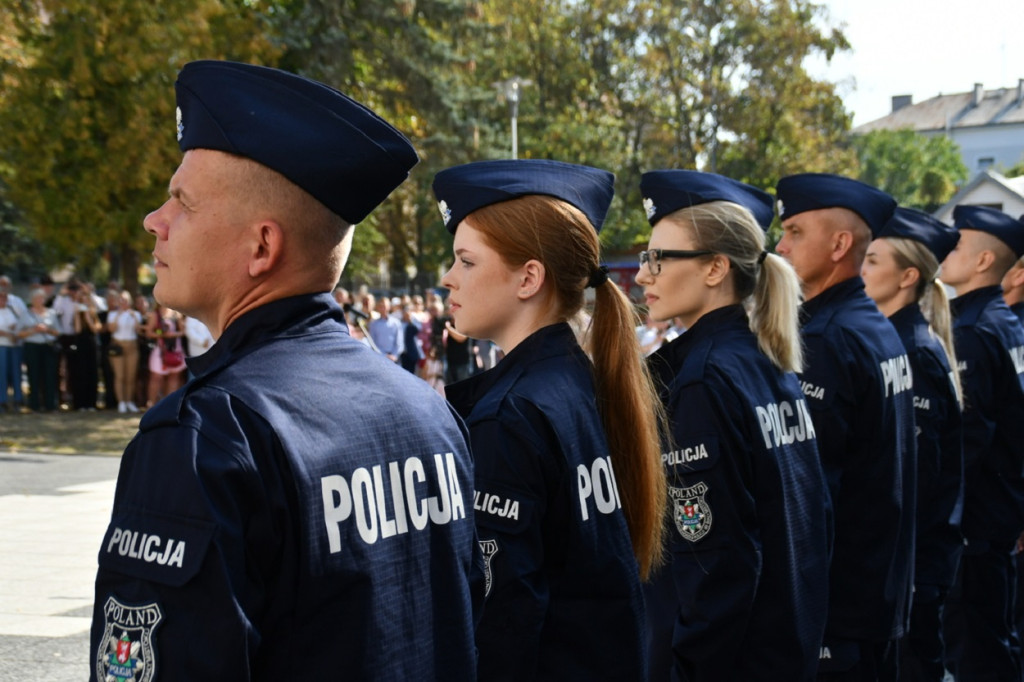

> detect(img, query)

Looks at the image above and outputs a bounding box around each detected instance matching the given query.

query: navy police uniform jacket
[445,322,647,681]
[951,286,1024,547]
[888,303,963,590]
[798,277,916,644]
[90,294,478,681]
[644,305,830,682]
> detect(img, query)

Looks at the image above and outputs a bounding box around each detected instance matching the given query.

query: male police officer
[775,174,915,681]
[1003,252,1024,323]
[939,205,1024,681]
[89,61,478,681]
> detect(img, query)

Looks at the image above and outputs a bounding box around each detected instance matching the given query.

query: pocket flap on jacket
[98,511,215,587]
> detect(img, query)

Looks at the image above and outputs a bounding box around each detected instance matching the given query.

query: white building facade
[934,170,1024,224]
[855,81,1024,174]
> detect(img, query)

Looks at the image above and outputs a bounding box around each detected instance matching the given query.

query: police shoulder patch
[669,482,712,542]
[479,538,499,597]
[96,596,163,682]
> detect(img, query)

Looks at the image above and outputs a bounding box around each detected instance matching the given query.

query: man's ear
[831,230,853,262]
[248,220,285,278]
[516,259,547,300]
[975,248,996,276]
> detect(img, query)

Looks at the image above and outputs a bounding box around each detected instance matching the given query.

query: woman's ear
[898,266,921,291]
[705,254,731,287]
[517,259,547,300]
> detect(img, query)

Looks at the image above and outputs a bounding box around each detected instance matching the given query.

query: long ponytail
[751,252,804,373]
[586,276,668,579]
[467,195,667,579]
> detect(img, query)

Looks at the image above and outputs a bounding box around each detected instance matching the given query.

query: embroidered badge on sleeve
[479,538,499,597]
[96,597,163,682]
[670,482,712,542]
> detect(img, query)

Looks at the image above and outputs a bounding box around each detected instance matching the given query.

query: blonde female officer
[636,170,830,681]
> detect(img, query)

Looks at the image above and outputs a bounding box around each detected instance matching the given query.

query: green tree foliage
[853,129,968,212]
[715,0,856,188]
[0,0,279,293]
[468,0,854,251]
[1003,157,1024,179]
[269,0,491,291]
[627,0,855,206]
[468,0,648,249]
[0,178,53,279]
[2,0,856,294]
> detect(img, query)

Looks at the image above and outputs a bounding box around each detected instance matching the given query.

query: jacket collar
[188,293,344,379]
[444,322,579,417]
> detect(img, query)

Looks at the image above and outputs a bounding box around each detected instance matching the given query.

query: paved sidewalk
[0,452,120,681]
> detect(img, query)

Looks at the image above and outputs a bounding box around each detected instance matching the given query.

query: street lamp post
[493,76,530,159]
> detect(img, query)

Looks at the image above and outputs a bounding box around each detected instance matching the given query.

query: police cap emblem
[438,199,452,227]
[643,197,656,220]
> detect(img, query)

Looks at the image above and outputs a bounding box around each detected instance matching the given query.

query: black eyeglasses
[638,248,714,275]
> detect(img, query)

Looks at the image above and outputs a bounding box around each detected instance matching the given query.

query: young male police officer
[89,61,478,681]
[1003,252,1024,323]
[775,174,916,681]
[1004,249,1024,660]
[939,205,1024,681]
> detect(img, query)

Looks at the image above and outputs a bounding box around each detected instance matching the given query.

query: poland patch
[479,538,499,597]
[670,482,712,542]
[96,597,163,682]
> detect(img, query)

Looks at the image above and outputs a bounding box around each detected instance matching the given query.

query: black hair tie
[757,251,769,265]
[586,265,609,288]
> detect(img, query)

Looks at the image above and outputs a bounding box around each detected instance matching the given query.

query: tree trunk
[120,243,140,296]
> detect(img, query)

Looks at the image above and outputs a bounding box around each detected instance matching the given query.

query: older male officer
[89,61,478,681]
[940,205,1024,681]
[775,174,915,681]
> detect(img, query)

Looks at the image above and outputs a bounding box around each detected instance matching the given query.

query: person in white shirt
[107,291,143,413]
[184,316,214,358]
[0,275,27,317]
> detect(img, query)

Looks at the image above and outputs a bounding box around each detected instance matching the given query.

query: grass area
[0,409,140,457]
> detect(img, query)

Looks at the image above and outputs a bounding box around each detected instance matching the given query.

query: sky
[811,0,1024,127]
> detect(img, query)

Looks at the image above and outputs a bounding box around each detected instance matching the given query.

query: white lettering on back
[321,452,466,554]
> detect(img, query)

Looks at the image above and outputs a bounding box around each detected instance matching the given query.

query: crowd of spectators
[0,275,511,414]
[334,285,501,394]
[0,274,212,415]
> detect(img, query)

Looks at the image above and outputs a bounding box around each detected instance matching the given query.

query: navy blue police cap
[175,60,418,225]
[878,207,960,262]
[640,170,774,230]
[432,159,615,234]
[952,205,1024,257]
[775,173,896,236]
